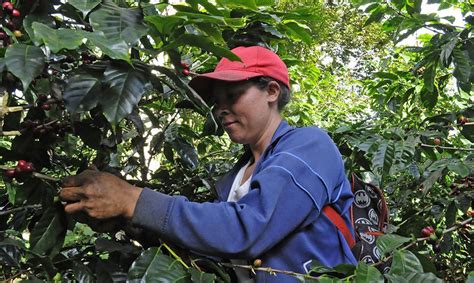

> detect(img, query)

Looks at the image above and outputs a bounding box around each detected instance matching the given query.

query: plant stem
[420,143,474,151]
[0,204,42,216]
[162,242,190,269]
[220,263,321,280]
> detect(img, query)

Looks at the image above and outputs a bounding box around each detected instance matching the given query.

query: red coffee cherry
[11,9,20,17]
[182,69,190,76]
[41,103,51,110]
[5,168,16,178]
[17,160,27,170]
[23,162,34,173]
[180,61,190,69]
[421,226,434,237]
[2,2,13,11]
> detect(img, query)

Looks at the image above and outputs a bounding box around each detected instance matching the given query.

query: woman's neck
[248,115,282,164]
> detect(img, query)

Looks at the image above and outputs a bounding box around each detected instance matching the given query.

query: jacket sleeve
[131,128,344,259]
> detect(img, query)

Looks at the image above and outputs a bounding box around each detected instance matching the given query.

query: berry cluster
[421,226,444,252]
[0,0,22,47]
[180,61,191,76]
[4,160,34,180]
[457,115,470,126]
[21,118,71,137]
[36,93,65,111]
[81,52,97,65]
[450,176,474,196]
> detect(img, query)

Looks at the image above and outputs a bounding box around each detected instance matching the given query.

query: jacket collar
[214,120,294,201]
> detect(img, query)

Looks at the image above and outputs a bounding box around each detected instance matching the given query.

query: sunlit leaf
[189,267,216,282]
[389,250,423,275]
[89,2,148,46]
[84,31,130,62]
[354,262,383,283]
[63,73,102,113]
[32,22,84,53]
[67,0,101,17]
[101,62,150,124]
[30,206,67,257]
[5,44,45,90]
[376,234,411,256]
[128,247,189,282]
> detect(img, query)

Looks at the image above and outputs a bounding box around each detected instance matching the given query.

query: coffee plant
[0,0,472,282]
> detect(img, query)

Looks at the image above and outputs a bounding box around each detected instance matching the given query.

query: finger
[61,175,85,188]
[61,169,97,187]
[64,201,84,214]
[59,187,85,202]
[88,164,99,171]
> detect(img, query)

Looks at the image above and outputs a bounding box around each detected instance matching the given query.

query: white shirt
[227,161,254,283]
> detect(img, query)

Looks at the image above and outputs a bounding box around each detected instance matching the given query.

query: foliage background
[0,0,472,281]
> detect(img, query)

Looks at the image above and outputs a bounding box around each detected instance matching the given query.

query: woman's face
[212,80,279,146]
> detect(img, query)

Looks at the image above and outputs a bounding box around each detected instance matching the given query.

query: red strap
[323,206,355,248]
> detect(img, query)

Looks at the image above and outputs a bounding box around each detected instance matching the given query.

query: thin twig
[162,242,190,269]
[220,263,321,280]
[0,204,42,216]
[421,143,474,151]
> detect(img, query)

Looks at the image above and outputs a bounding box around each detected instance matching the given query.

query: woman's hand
[59,170,143,220]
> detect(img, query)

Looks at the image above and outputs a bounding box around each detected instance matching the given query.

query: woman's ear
[266,81,281,103]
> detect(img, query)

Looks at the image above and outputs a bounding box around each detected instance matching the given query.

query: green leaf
[63,73,103,113]
[89,2,148,46]
[412,252,437,274]
[402,272,442,283]
[145,15,185,35]
[354,262,383,283]
[23,15,50,46]
[447,161,470,177]
[421,168,443,194]
[30,206,67,257]
[373,72,399,80]
[215,0,257,10]
[73,261,95,283]
[171,137,200,170]
[461,124,474,142]
[84,31,130,62]
[0,244,21,267]
[281,21,313,44]
[67,0,101,17]
[189,267,216,282]
[419,87,438,110]
[452,49,471,83]
[101,62,150,125]
[376,234,411,256]
[364,5,385,26]
[166,34,241,61]
[372,141,395,184]
[423,64,436,92]
[440,37,458,67]
[467,271,474,283]
[389,250,423,275]
[445,200,457,227]
[128,247,189,282]
[32,23,84,53]
[5,44,45,91]
[153,66,210,115]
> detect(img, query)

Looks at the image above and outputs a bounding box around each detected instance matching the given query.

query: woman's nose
[214,103,230,119]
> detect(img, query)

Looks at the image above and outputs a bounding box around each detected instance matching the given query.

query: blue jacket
[132,120,357,282]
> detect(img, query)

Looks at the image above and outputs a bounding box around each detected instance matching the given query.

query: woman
[60,46,357,282]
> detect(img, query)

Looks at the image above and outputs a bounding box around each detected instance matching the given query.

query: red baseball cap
[189,46,289,103]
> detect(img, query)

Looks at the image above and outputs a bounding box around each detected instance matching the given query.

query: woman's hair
[250,76,291,111]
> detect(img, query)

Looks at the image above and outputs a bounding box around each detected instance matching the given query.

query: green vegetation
[0,0,472,281]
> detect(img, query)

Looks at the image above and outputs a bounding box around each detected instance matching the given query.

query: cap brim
[189,70,263,103]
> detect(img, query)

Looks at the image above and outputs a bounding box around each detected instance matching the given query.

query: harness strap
[323,205,355,248]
